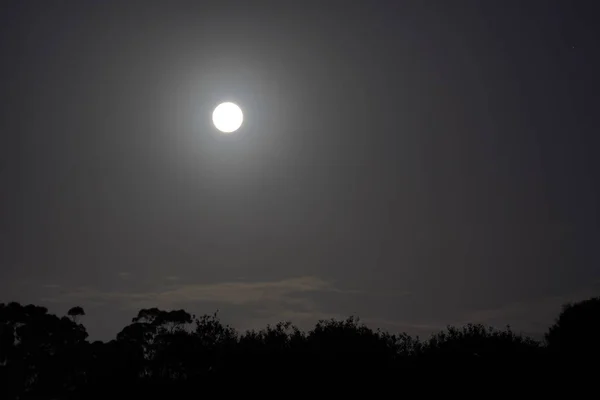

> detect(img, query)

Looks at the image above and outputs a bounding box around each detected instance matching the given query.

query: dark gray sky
[1,0,599,340]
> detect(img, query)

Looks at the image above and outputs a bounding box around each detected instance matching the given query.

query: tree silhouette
[2,296,598,397]
[0,302,88,397]
[546,296,600,356]
[67,306,85,324]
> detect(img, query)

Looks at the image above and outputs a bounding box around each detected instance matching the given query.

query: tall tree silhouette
[0,302,88,398]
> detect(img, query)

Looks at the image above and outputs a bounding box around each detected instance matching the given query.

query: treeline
[1,296,599,398]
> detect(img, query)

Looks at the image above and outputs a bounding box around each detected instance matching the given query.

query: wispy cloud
[54,276,348,310]
[42,284,61,289]
[38,277,412,337]
[40,297,63,303]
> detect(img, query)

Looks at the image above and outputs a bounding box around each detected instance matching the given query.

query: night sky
[1,1,599,341]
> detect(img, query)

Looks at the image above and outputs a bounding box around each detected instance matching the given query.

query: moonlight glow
[212,102,243,133]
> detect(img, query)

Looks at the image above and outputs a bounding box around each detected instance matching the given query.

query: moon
[212,102,243,133]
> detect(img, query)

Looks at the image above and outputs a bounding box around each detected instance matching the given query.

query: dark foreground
[1,297,599,398]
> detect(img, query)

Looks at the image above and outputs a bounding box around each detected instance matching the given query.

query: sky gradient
[1,0,599,340]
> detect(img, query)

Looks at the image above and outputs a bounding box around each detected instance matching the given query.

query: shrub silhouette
[421,323,539,357]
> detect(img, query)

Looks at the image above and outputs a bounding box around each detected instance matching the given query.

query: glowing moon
[212,102,243,133]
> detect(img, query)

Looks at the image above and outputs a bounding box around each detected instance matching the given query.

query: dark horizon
[1,0,599,342]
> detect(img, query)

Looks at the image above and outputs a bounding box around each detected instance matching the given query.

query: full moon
[212,102,243,133]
